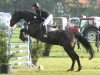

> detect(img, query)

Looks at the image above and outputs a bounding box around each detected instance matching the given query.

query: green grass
[8,44,100,75]
[1,57,100,75]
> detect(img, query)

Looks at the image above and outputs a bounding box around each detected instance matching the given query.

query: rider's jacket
[36,8,51,21]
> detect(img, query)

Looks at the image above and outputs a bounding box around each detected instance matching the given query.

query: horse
[95,29,100,52]
[10,11,94,71]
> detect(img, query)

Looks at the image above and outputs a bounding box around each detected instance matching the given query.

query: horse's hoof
[75,69,81,72]
[25,38,28,41]
[22,40,25,42]
[21,38,26,42]
[76,66,82,72]
[67,68,74,71]
[75,70,80,72]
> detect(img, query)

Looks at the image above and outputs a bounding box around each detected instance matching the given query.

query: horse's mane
[13,10,38,22]
[13,10,37,17]
[12,10,43,24]
[24,11,37,16]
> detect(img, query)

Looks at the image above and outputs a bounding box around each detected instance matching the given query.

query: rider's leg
[42,25,47,34]
[43,25,48,37]
[43,14,53,37]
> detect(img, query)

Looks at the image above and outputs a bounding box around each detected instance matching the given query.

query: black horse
[10,11,94,71]
[95,29,100,52]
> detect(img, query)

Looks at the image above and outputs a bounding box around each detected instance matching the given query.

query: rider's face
[32,7,35,10]
[32,7,37,10]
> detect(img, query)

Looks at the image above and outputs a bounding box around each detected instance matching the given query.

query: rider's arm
[36,10,44,19]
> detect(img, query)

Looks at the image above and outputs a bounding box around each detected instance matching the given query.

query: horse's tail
[75,33,94,60]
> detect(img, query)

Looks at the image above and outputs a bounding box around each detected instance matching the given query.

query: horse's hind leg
[76,57,82,71]
[77,42,81,50]
[67,56,75,71]
[64,46,82,71]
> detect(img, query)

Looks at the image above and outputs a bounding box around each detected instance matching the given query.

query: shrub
[0,29,10,73]
[0,30,8,64]
[31,40,44,65]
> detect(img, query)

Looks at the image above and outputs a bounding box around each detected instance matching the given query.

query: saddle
[41,22,59,32]
[47,23,59,32]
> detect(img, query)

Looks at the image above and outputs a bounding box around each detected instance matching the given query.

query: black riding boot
[43,25,47,37]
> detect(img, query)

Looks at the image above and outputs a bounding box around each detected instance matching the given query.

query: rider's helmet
[32,2,40,8]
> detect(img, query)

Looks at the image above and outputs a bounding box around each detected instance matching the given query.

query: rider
[32,2,53,37]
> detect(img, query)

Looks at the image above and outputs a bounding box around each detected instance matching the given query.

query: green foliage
[0,30,8,64]
[31,40,44,65]
[0,0,100,16]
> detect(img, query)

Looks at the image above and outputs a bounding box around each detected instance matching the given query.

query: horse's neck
[20,12,35,22]
[29,21,43,36]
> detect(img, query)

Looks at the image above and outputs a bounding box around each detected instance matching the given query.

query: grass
[1,57,100,75]
[7,44,100,75]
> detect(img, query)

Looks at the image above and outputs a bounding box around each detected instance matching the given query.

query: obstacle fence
[0,23,35,73]
[0,24,35,73]
[9,29,34,67]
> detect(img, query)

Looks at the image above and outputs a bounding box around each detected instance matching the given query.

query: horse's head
[10,11,38,27]
[10,11,22,27]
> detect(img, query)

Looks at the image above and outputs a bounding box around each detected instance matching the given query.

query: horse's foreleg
[19,29,24,41]
[19,29,28,42]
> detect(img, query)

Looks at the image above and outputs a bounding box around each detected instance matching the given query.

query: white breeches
[43,14,53,26]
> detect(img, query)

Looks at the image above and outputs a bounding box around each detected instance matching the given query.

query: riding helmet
[32,2,40,8]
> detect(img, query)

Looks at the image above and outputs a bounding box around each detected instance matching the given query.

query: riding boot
[43,25,48,37]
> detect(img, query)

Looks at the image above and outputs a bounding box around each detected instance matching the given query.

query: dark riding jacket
[35,8,51,21]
